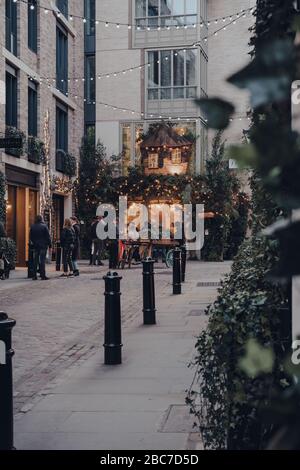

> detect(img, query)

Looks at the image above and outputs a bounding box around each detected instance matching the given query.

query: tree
[201,132,240,261]
[75,135,114,223]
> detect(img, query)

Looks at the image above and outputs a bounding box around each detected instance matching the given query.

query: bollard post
[56,242,62,272]
[142,258,156,325]
[109,240,119,270]
[0,312,16,451]
[173,247,182,295]
[181,244,187,283]
[103,272,123,365]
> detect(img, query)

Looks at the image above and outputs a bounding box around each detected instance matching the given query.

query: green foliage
[0,171,6,224]
[196,98,234,130]
[27,136,46,164]
[201,132,244,261]
[64,153,77,178]
[224,192,250,260]
[188,0,298,451]
[250,0,296,53]
[228,39,295,108]
[5,126,26,157]
[0,237,17,269]
[187,236,288,450]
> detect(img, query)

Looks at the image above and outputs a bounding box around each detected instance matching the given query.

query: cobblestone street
[1,262,172,411]
[1,260,231,449]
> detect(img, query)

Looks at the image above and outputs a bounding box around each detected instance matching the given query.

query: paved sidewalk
[13,261,231,450]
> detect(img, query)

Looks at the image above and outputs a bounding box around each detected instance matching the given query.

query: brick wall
[0,0,84,174]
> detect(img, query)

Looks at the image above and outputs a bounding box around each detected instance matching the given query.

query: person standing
[60,218,75,278]
[29,215,52,281]
[70,216,80,277]
[92,216,105,266]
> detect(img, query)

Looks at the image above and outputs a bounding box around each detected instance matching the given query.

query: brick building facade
[0,0,84,266]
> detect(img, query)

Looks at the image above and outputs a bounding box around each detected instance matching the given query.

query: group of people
[29,215,81,280]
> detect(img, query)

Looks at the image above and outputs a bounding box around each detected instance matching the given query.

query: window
[148,153,159,169]
[56,0,68,18]
[121,122,144,175]
[5,0,17,55]
[135,0,197,29]
[6,68,17,128]
[56,25,68,94]
[171,148,181,164]
[56,103,68,172]
[148,49,197,100]
[28,0,37,52]
[85,55,95,103]
[85,0,96,36]
[28,81,38,136]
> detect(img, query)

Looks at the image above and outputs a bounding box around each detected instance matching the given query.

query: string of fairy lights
[18,0,254,31]
[29,72,251,123]
[20,0,253,125]
[26,5,254,85]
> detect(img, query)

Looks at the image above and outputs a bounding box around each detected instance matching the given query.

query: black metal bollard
[0,312,16,450]
[142,258,156,325]
[56,242,62,272]
[173,247,182,295]
[181,244,187,283]
[103,272,123,365]
[109,240,119,269]
[27,244,35,279]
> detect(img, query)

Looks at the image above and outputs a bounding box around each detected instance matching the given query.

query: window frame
[56,0,68,18]
[135,0,198,29]
[5,0,18,55]
[28,80,38,137]
[171,148,182,164]
[28,0,38,53]
[148,153,159,169]
[56,102,68,172]
[147,48,198,101]
[85,54,96,103]
[56,23,68,95]
[5,67,18,128]
[84,0,96,37]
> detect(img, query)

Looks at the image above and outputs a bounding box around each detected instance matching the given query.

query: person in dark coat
[70,216,80,276]
[91,217,104,266]
[60,218,75,277]
[29,215,52,280]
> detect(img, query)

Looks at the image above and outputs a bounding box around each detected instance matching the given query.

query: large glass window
[85,55,95,103]
[56,103,68,172]
[28,0,37,52]
[56,0,68,18]
[135,0,197,29]
[56,25,68,95]
[148,49,197,100]
[28,81,38,136]
[85,0,96,36]
[121,122,144,175]
[6,68,17,128]
[5,0,17,55]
